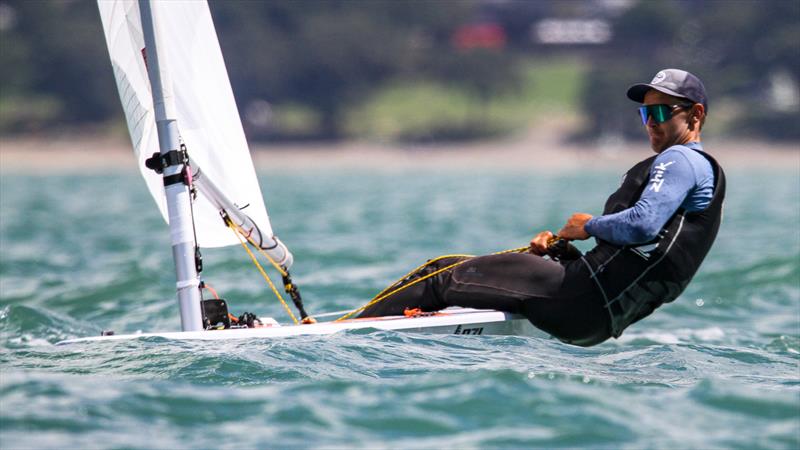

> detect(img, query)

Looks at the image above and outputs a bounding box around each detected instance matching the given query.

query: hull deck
[57,307,547,344]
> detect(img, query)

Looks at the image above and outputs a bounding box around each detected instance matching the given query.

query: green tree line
[0,0,798,143]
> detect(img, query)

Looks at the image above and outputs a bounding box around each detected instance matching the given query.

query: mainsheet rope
[334,245,532,322]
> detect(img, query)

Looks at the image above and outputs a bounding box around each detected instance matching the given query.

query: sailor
[358,68,725,346]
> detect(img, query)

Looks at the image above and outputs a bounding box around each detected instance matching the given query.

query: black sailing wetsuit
[358,149,726,346]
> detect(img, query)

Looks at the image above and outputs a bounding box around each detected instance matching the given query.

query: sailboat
[58,0,544,345]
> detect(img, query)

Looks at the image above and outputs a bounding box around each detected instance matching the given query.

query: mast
[139,0,203,331]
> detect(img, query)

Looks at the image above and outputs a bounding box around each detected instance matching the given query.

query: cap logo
[651,71,667,84]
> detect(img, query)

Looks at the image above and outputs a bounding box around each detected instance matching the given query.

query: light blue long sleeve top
[584,142,714,246]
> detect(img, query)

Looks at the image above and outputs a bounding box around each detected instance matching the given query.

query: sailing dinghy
[58,0,545,345]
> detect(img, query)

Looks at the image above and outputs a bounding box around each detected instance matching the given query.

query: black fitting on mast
[145,144,190,187]
[195,246,203,273]
[145,149,187,174]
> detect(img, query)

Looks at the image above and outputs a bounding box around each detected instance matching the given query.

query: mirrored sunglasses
[638,103,693,125]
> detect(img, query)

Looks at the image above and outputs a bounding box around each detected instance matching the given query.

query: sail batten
[98,0,276,249]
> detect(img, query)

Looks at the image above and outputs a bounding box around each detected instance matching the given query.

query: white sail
[98,0,273,248]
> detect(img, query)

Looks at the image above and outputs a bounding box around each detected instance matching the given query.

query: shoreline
[1,134,797,174]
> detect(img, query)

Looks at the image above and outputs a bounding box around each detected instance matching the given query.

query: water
[1,166,799,449]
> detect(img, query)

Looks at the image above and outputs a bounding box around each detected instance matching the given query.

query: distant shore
[1,132,797,174]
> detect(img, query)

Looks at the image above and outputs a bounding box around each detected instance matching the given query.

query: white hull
[57,308,547,345]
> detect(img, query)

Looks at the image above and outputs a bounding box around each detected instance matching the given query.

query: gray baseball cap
[627,68,708,112]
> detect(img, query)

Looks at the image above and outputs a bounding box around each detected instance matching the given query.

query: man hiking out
[358,68,726,347]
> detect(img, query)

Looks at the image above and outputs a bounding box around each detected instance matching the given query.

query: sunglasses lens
[651,104,671,123]
[638,106,649,125]
[638,104,672,125]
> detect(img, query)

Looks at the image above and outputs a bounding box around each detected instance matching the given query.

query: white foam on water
[618,326,726,344]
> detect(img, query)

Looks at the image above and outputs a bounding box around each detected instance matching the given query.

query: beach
[1,131,797,174]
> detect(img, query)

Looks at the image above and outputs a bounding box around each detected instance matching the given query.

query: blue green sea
[1,163,799,449]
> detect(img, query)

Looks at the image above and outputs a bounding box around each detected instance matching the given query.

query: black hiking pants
[357,253,612,346]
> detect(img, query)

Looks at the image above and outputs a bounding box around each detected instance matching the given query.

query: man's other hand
[530,230,555,256]
[558,213,593,240]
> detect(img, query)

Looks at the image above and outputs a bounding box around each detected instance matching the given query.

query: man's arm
[582,150,697,246]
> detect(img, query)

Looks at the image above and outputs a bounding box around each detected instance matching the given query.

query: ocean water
[1,165,798,449]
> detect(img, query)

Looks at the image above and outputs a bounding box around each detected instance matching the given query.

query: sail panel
[98,0,273,248]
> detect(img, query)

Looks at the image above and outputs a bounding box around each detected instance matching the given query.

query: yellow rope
[366,253,475,302]
[229,221,299,325]
[335,246,531,321]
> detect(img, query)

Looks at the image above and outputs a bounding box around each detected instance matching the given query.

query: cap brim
[626,84,689,103]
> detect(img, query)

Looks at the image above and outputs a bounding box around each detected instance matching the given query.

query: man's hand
[558,213,593,241]
[529,230,555,256]
[530,213,593,256]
